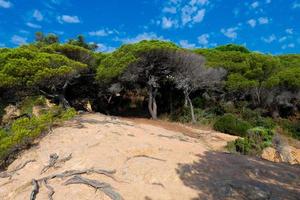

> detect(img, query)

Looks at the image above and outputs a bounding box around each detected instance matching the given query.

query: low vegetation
[0,32,299,164]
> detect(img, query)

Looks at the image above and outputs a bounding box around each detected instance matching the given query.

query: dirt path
[0,113,299,200]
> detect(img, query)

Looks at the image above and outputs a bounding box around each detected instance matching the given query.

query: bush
[171,107,215,125]
[279,119,300,139]
[213,114,252,136]
[0,106,76,165]
[227,127,274,155]
[240,108,276,129]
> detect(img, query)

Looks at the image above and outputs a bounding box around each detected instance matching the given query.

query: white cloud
[193,9,205,23]
[117,32,165,44]
[11,35,27,45]
[50,0,62,4]
[159,0,208,28]
[89,29,113,37]
[251,1,259,9]
[190,0,209,6]
[282,43,295,49]
[163,7,177,14]
[26,22,42,29]
[179,40,196,49]
[198,33,209,45]
[279,36,287,43]
[293,2,300,9]
[57,15,80,24]
[97,43,116,52]
[262,34,276,43]
[258,17,269,24]
[247,19,257,28]
[0,0,12,8]
[221,27,238,39]
[286,28,293,34]
[162,17,178,29]
[33,10,43,21]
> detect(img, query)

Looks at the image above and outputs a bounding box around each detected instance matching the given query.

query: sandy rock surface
[0,113,299,200]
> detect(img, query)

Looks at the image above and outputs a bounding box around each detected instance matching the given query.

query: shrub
[171,107,215,125]
[227,127,274,155]
[213,114,252,136]
[279,119,300,139]
[0,106,76,165]
[240,108,276,129]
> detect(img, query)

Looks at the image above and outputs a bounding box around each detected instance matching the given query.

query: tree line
[0,32,299,126]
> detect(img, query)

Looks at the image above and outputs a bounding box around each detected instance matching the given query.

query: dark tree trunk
[148,87,158,119]
[185,91,196,123]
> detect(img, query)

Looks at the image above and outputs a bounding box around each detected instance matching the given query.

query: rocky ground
[0,113,299,200]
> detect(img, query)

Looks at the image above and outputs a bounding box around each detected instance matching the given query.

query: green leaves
[0,46,87,90]
[96,40,179,82]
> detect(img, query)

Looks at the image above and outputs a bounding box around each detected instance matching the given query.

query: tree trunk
[187,95,196,123]
[148,87,158,120]
[58,94,70,109]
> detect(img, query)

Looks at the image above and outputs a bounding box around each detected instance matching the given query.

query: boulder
[262,146,300,165]
[1,105,21,124]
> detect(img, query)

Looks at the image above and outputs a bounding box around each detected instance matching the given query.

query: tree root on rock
[0,159,36,179]
[43,179,55,200]
[41,153,72,174]
[29,168,118,200]
[126,155,166,162]
[30,179,39,200]
[65,175,123,200]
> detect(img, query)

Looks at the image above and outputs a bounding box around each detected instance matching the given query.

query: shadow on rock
[176,151,300,200]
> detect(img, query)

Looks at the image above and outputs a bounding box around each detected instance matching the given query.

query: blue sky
[0,0,299,54]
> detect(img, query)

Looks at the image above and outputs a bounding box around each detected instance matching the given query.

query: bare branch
[64,175,123,200]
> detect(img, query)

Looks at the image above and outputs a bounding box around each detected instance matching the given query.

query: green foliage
[0,106,76,162]
[227,127,274,155]
[266,66,300,89]
[96,40,178,82]
[171,107,215,125]
[19,96,46,115]
[279,119,300,139]
[0,47,87,90]
[214,114,252,136]
[67,35,98,51]
[215,44,250,53]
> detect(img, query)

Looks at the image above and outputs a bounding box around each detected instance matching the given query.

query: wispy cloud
[258,17,269,24]
[198,33,209,45]
[279,36,287,43]
[97,43,116,52]
[282,43,295,49]
[247,19,256,28]
[57,15,80,24]
[162,17,178,29]
[292,1,300,9]
[251,1,259,9]
[33,10,43,21]
[163,6,177,14]
[0,0,12,8]
[116,32,166,44]
[89,29,114,37]
[179,40,196,49]
[159,0,209,29]
[11,35,27,45]
[221,27,238,39]
[26,22,42,29]
[286,28,293,34]
[262,34,276,43]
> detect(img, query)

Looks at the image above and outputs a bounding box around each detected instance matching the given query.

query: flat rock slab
[0,114,299,200]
